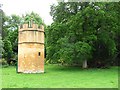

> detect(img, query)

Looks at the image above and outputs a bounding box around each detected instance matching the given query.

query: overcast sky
[0,0,58,25]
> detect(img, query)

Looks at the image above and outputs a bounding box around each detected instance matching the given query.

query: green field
[1,64,118,88]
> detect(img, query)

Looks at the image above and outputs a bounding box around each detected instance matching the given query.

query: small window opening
[38,52,41,56]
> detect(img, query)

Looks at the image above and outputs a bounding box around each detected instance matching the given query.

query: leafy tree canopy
[46,2,119,67]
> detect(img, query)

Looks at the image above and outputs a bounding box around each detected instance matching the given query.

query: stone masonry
[18,21,44,73]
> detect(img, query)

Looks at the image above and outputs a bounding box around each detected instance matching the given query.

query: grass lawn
[1,64,118,88]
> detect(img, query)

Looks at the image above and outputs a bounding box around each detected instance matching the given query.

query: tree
[0,7,3,59]
[0,35,4,58]
[2,37,13,65]
[47,2,118,68]
[2,13,22,64]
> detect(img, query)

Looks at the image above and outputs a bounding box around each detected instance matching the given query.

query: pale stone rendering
[18,21,44,73]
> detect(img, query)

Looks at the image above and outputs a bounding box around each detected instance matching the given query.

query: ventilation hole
[38,52,40,56]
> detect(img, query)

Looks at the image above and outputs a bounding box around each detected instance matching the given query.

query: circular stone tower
[18,21,44,73]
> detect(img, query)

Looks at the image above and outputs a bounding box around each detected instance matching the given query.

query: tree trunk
[82,60,88,69]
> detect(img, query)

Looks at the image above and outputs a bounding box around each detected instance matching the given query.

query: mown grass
[1,64,118,88]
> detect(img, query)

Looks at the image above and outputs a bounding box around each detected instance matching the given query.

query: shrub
[0,58,8,65]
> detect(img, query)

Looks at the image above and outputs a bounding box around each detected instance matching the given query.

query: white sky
[0,0,58,25]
